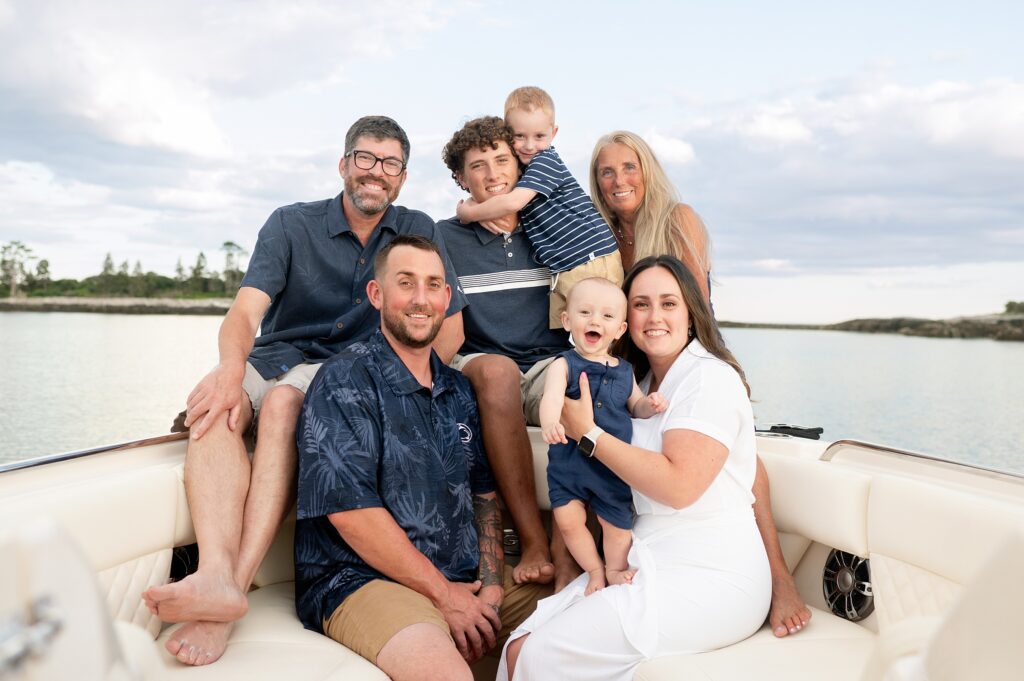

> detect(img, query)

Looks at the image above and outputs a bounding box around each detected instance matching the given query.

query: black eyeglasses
[346,150,406,177]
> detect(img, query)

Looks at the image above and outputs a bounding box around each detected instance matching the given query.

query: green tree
[221,240,248,292]
[101,253,115,276]
[1,240,36,298]
[118,259,130,276]
[36,259,50,285]
[191,252,207,280]
[129,260,145,296]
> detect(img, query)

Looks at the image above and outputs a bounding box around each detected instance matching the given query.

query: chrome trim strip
[0,432,189,474]
[821,438,1024,481]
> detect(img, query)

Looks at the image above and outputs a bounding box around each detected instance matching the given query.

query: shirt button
[596,401,603,408]
[336,322,344,329]
[602,379,608,385]
[355,297,362,304]
[507,252,513,258]
[359,258,366,265]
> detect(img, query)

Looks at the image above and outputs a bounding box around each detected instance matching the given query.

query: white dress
[498,340,772,681]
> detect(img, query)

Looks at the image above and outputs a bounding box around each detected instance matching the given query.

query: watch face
[580,436,595,457]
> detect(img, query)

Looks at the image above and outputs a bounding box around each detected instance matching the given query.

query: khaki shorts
[548,251,625,328]
[449,354,558,426]
[323,566,549,666]
[241,361,322,413]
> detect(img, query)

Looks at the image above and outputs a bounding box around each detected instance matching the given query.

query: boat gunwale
[4,431,1021,482]
[821,437,1024,482]
[0,432,189,474]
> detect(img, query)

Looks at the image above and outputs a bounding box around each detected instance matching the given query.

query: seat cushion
[157,582,387,680]
[633,607,874,681]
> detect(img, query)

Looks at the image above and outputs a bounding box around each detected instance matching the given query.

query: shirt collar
[369,329,452,397]
[328,193,399,238]
[685,338,714,359]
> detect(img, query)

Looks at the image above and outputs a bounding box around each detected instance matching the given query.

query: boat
[2,427,1023,680]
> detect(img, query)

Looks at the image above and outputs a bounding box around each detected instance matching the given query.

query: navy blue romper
[547,349,635,529]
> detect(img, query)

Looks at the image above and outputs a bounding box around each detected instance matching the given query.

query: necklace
[613,223,633,246]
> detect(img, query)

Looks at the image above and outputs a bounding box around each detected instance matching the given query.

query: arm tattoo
[473,495,504,589]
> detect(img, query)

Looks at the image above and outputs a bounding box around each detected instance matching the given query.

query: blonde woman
[590,131,710,301]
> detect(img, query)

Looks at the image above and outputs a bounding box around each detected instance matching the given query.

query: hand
[646,392,668,414]
[478,219,511,236]
[456,197,479,223]
[436,580,501,662]
[183,363,245,440]
[561,372,596,441]
[542,421,568,445]
[487,214,517,234]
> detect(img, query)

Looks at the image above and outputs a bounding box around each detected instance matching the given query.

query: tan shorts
[323,566,550,666]
[449,354,558,426]
[548,251,625,328]
[241,361,322,413]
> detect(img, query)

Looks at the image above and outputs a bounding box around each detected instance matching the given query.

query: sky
[1,0,1021,323]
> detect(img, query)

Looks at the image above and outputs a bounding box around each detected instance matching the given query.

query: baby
[539,277,666,595]
[456,86,623,329]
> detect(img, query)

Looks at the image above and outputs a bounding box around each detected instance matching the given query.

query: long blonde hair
[589,131,710,274]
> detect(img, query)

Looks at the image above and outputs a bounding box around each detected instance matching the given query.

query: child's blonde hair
[504,86,556,123]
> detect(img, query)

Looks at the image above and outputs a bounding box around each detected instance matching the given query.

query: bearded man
[144,116,467,666]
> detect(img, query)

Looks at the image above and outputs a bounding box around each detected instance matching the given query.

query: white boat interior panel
[3,431,1024,679]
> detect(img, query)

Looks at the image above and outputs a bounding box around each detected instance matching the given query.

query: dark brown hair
[615,255,750,396]
[441,116,517,189]
[373,234,442,281]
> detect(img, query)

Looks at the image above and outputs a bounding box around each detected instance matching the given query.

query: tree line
[1,240,248,299]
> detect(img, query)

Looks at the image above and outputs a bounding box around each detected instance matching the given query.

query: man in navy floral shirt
[144,117,467,667]
[295,235,548,680]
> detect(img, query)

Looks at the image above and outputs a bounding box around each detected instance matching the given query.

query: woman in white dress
[500,255,772,681]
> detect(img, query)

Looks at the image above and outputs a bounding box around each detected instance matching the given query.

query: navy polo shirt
[294,330,495,632]
[437,217,569,372]
[241,194,467,379]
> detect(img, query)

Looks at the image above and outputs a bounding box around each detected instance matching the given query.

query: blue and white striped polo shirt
[437,217,570,372]
[517,147,618,273]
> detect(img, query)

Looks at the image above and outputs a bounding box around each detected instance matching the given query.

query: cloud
[0,0,461,157]
[645,130,697,164]
[659,77,1024,277]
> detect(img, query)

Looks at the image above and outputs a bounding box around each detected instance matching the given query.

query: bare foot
[143,571,248,623]
[769,575,812,637]
[512,546,555,585]
[164,620,233,666]
[584,569,606,596]
[605,567,636,586]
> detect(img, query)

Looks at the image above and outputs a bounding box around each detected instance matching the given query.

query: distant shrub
[1006,301,1024,314]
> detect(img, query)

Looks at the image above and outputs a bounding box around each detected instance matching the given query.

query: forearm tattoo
[473,495,504,589]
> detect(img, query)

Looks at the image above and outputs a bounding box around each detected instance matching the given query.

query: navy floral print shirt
[294,330,495,632]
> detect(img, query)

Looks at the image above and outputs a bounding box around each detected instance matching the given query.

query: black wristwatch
[579,426,605,458]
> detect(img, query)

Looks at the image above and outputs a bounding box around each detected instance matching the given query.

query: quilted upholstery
[98,548,173,638]
[869,553,961,631]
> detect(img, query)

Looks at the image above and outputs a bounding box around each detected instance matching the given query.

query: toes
[165,636,184,655]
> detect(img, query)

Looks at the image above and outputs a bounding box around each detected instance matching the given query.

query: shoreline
[0,296,231,315]
[3,297,1022,341]
[721,315,1024,342]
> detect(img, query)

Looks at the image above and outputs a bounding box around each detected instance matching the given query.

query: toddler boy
[456,86,623,328]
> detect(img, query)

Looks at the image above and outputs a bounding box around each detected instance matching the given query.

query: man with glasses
[144,116,467,667]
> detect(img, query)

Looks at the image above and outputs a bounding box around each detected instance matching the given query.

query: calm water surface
[1,313,1022,474]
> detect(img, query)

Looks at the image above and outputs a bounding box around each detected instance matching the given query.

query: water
[1,312,1022,474]
[0,312,221,464]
